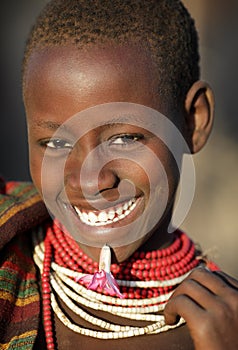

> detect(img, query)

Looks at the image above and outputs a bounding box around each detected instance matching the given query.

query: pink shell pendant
[78,244,124,298]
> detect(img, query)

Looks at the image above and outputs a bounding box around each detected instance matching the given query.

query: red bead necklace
[41,220,203,350]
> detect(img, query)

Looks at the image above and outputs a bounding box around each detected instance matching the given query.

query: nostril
[66,166,121,199]
[97,174,120,195]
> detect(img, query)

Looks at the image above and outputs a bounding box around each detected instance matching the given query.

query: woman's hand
[164,268,238,350]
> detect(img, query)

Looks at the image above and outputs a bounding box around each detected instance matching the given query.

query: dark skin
[24,44,238,349]
[35,297,194,350]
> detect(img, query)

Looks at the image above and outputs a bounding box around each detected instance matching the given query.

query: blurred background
[1,1,238,277]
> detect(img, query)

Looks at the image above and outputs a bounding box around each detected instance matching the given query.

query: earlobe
[184,81,215,153]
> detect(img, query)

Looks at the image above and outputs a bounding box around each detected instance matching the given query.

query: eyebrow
[34,120,64,130]
[108,115,143,124]
[33,116,144,130]
[106,115,157,130]
[32,114,156,133]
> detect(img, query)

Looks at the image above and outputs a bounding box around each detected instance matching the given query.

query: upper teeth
[73,198,137,226]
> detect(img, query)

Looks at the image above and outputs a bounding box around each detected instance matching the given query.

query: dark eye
[41,138,73,150]
[109,134,144,146]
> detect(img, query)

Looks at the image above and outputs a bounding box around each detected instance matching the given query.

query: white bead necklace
[33,228,188,339]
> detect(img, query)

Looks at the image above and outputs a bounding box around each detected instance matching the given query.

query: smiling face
[24,44,182,262]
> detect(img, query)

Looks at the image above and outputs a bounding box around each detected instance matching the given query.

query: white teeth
[82,212,88,221]
[88,212,97,224]
[73,197,138,227]
[74,206,81,216]
[98,211,108,222]
[116,207,123,215]
[130,202,136,211]
[123,202,129,211]
[108,210,116,220]
[119,213,126,219]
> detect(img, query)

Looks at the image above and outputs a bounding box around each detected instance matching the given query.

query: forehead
[25,43,157,78]
[23,44,170,122]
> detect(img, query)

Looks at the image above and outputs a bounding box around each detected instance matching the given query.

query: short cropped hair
[23,0,200,111]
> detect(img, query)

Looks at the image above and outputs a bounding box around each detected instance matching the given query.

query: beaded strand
[49,220,199,299]
[32,221,206,350]
[41,235,55,349]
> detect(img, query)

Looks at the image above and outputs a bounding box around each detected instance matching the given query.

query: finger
[170,277,217,310]
[184,267,236,297]
[164,294,204,326]
[213,271,238,290]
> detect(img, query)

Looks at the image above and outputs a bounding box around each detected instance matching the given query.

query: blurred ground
[1,1,238,277]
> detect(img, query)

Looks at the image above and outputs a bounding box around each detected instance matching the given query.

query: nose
[65,146,119,198]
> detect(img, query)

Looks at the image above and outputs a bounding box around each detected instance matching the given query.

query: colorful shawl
[0,179,49,349]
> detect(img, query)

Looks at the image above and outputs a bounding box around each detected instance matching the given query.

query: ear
[184,81,215,153]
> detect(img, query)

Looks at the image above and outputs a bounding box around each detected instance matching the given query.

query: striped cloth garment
[0,179,49,349]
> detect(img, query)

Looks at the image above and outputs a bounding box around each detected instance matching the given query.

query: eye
[40,138,73,150]
[109,134,144,146]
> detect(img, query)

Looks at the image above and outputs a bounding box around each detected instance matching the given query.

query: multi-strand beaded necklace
[33,220,214,350]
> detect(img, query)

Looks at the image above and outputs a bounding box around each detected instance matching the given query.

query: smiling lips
[72,198,138,227]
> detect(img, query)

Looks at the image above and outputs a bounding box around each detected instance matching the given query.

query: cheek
[166,152,180,188]
[111,159,151,191]
[29,149,64,200]
[114,157,166,200]
[152,142,180,192]
[29,151,43,195]
[135,151,180,212]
